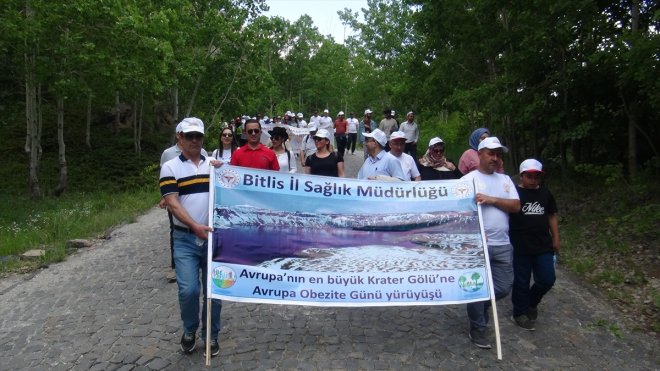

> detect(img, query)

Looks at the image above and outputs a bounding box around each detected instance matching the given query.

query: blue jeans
[512,252,556,317]
[467,244,513,331]
[173,229,222,340]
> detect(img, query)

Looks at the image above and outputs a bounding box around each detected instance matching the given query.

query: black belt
[173,225,193,234]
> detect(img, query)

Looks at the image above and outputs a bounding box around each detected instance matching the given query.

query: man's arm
[164,193,211,240]
[475,193,521,213]
[549,213,560,253]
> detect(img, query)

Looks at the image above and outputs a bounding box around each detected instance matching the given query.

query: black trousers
[347,133,357,153]
[335,134,348,156]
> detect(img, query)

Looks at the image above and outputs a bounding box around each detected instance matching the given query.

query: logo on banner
[453,182,472,198]
[212,266,237,288]
[458,272,484,292]
[217,168,240,188]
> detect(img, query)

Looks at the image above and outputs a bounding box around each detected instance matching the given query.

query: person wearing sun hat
[357,129,405,180]
[268,126,297,173]
[303,128,345,177]
[509,159,560,331]
[460,136,520,349]
[418,137,461,180]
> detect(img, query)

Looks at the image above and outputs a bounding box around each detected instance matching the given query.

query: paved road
[0,150,658,370]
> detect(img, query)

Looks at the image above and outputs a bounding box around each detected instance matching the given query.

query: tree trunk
[53,95,67,197]
[133,96,139,154]
[137,91,143,156]
[86,93,92,148]
[114,91,120,134]
[627,0,640,178]
[24,0,41,198]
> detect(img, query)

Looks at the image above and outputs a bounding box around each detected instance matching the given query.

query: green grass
[0,189,159,273]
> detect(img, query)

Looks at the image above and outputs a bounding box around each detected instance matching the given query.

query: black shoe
[204,339,220,357]
[511,315,536,331]
[468,329,491,349]
[180,332,196,354]
[527,306,538,321]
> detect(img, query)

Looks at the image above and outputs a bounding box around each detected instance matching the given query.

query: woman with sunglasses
[268,126,297,173]
[303,129,345,177]
[211,127,237,162]
[418,137,461,180]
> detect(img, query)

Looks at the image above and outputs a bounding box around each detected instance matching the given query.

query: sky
[263,0,368,43]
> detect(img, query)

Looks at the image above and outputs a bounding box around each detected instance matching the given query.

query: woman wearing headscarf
[418,137,461,180]
[458,127,503,175]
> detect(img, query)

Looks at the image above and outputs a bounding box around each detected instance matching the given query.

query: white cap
[391,110,396,115]
[314,129,331,140]
[308,125,317,131]
[364,109,373,115]
[285,111,292,116]
[178,117,205,134]
[478,136,508,152]
[429,137,444,147]
[323,109,329,113]
[390,131,406,141]
[407,111,414,116]
[519,159,544,174]
[338,111,345,116]
[297,112,303,118]
[362,129,387,147]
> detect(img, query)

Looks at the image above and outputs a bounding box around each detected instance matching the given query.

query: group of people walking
[158,112,560,355]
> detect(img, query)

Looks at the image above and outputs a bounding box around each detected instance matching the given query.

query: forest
[0,0,657,198]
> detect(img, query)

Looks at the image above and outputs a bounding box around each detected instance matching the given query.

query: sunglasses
[271,136,285,141]
[313,137,326,141]
[184,132,204,141]
[431,147,445,152]
[247,129,261,135]
[221,133,233,138]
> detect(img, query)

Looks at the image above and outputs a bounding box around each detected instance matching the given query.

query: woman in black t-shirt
[303,129,345,177]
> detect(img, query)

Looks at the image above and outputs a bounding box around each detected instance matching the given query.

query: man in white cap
[159,120,208,283]
[509,159,560,331]
[460,136,520,350]
[399,111,419,158]
[159,117,221,357]
[388,131,421,181]
[346,112,359,155]
[334,111,348,156]
[319,109,334,147]
[309,109,321,127]
[358,128,405,180]
[300,125,318,164]
[359,109,375,159]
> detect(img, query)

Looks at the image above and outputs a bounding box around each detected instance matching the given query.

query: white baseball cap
[428,137,444,147]
[297,112,303,118]
[314,129,331,140]
[362,129,387,147]
[338,111,345,116]
[177,117,205,134]
[519,159,544,174]
[478,136,508,152]
[364,109,373,115]
[308,125,317,131]
[389,131,406,141]
[323,109,329,113]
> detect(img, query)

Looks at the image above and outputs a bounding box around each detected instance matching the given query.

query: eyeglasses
[184,132,204,141]
[247,129,261,135]
[313,137,325,141]
[221,133,233,138]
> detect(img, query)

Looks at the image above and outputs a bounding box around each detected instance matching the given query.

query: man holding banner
[159,118,222,357]
[460,137,520,349]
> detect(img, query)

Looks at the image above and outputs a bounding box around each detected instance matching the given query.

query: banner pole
[205,298,211,366]
[491,298,502,360]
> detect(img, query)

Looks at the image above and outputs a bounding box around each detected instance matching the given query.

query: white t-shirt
[347,118,359,133]
[393,152,420,180]
[461,170,519,245]
[276,150,297,173]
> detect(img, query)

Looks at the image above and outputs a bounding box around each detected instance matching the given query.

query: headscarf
[419,147,449,169]
[469,128,490,150]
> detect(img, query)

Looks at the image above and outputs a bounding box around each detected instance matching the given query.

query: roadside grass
[555,176,659,334]
[0,189,159,274]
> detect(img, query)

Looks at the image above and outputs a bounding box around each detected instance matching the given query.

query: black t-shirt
[418,163,461,180]
[509,185,558,255]
[304,152,343,177]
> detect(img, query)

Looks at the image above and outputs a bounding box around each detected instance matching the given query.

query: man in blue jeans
[159,117,221,356]
[460,137,520,349]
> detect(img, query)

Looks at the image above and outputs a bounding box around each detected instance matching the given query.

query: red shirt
[334,119,348,135]
[230,144,280,170]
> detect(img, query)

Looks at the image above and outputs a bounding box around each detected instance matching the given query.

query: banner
[207,166,490,307]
